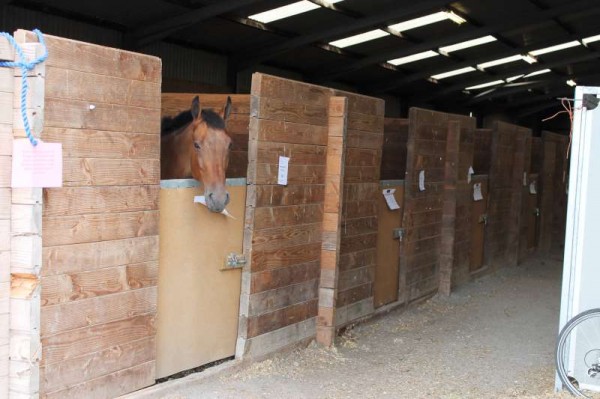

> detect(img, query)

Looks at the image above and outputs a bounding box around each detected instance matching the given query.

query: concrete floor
[128,254,571,399]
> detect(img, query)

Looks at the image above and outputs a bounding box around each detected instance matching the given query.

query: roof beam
[315,0,600,82]
[233,0,453,69]
[366,29,600,93]
[132,0,270,48]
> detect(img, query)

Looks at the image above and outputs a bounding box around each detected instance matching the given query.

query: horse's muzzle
[206,190,230,213]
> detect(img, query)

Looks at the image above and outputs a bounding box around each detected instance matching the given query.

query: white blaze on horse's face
[189,96,233,213]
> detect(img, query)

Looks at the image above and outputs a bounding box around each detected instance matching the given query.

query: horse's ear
[221,96,232,121]
[191,96,200,120]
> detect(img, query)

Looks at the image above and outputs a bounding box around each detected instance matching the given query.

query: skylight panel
[583,34,600,45]
[529,41,581,56]
[330,29,389,48]
[387,11,465,33]
[430,66,476,80]
[388,50,439,66]
[249,0,344,23]
[465,80,505,90]
[506,74,524,83]
[439,35,497,53]
[525,69,551,77]
[477,54,534,69]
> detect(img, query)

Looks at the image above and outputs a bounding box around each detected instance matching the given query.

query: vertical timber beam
[9,31,45,399]
[317,97,347,346]
[0,34,15,399]
[439,121,460,296]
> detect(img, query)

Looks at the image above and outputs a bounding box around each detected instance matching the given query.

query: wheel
[556,308,600,398]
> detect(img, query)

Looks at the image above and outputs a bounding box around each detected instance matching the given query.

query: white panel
[558,86,600,392]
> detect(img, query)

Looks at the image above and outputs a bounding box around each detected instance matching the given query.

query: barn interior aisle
[125,253,565,399]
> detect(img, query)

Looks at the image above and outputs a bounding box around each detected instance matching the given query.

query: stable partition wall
[238,73,385,353]
[485,121,531,269]
[7,30,162,399]
[402,108,476,302]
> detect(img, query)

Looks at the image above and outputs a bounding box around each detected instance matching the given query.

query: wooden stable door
[374,182,404,307]
[470,178,489,272]
[156,180,245,378]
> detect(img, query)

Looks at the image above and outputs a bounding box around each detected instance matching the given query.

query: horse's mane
[161,109,226,137]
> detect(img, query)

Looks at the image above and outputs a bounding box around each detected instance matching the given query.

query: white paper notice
[523,171,527,186]
[278,156,290,186]
[467,166,474,184]
[382,189,400,210]
[418,170,425,191]
[529,181,537,194]
[473,182,484,201]
[194,195,235,219]
[11,139,63,188]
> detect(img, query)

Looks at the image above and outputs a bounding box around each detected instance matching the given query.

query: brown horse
[161,96,232,213]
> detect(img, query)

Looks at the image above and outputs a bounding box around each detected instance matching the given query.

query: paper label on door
[382,188,400,210]
[529,181,537,194]
[418,170,425,191]
[11,139,63,188]
[473,182,484,201]
[523,172,528,186]
[277,156,290,185]
[468,166,474,184]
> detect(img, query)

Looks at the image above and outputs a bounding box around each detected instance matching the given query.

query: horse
[161,96,233,213]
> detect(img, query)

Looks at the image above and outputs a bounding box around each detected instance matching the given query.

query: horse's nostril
[208,192,214,199]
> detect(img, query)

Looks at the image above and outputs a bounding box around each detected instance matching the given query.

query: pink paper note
[11,139,63,188]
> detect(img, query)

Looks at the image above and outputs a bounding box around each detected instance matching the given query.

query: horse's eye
[194,142,201,150]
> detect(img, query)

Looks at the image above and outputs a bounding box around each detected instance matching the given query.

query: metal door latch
[533,208,540,217]
[225,253,246,269]
[392,228,405,241]
[479,214,488,225]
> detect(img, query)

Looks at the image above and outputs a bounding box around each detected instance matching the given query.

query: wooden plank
[248,279,319,317]
[43,186,160,217]
[42,128,159,159]
[41,287,157,335]
[253,204,323,230]
[252,223,322,251]
[0,188,9,220]
[0,220,8,251]
[252,74,329,107]
[254,184,325,207]
[42,236,159,276]
[0,156,10,188]
[0,125,11,156]
[247,299,317,338]
[252,97,328,126]
[255,142,326,165]
[40,337,155,394]
[250,118,328,146]
[46,67,161,109]
[253,164,326,185]
[251,242,321,272]
[250,261,320,293]
[161,93,250,116]
[45,98,160,134]
[44,360,155,399]
[16,30,161,83]
[43,210,159,246]
[42,314,156,365]
[41,262,158,306]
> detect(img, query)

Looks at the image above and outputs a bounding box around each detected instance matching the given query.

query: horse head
[189,96,233,213]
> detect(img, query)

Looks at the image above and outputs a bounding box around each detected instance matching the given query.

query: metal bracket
[392,228,405,241]
[534,207,540,217]
[478,214,488,225]
[225,253,246,269]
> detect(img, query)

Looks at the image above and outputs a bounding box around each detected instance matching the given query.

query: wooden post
[316,97,347,346]
[0,34,15,399]
[439,121,460,296]
[9,33,45,399]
